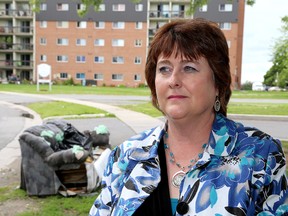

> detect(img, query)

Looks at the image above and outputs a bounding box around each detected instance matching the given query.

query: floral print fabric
[89,114,287,216]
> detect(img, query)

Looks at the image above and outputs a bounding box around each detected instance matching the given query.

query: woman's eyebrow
[181,59,199,64]
[157,59,171,65]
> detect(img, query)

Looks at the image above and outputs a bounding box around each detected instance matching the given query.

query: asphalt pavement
[0,91,287,170]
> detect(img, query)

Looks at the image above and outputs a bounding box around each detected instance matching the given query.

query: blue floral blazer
[89,114,288,216]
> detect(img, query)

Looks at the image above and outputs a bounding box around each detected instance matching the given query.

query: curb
[0,101,42,170]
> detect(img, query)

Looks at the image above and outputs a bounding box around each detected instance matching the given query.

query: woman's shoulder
[115,124,165,155]
[232,120,284,158]
[218,114,284,155]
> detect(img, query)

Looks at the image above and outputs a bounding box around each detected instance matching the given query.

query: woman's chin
[165,110,187,120]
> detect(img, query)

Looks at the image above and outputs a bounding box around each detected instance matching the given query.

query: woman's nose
[169,72,182,88]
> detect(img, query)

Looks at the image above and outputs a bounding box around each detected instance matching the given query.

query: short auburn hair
[145,18,231,116]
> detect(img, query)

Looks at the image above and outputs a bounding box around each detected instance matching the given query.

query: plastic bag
[62,123,92,151]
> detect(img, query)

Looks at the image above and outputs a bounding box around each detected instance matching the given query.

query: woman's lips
[168,95,187,99]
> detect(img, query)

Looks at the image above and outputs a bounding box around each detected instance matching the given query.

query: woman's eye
[159,66,171,73]
[184,66,198,72]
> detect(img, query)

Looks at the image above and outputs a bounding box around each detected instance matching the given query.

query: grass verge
[0,84,150,96]
[1,84,288,99]
[120,102,288,117]
[0,186,97,216]
[27,101,115,119]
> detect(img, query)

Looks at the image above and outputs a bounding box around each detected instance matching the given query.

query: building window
[76,55,86,63]
[113,4,125,11]
[112,56,124,63]
[98,4,105,11]
[219,4,233,12]
[112,39,124,47]
[40,55,47,62]
[199,5,208,12]
[57,55,68,62]
[57,3,69,11]
[135,39,142,47]
[40,21,47,28]
[135,4,143,11]
[135,22,143,29]
[134,74,141,81]
[60,72,68,79]
[94,73,103,80]
[40,38,46,45]
[112,22,125,29]
[112,74,123,81]
[219,22,231,30]
[57,38,69,45]
[57,21,69,28]
[94,56,104,63]
[77,21,87,28]
[76,73,85,79]
[40,3,47,11]
[134,57,141,64]
[94,39,105,46]
[77,3,86,11]
[95,21,105,29]
[76,39,86,46]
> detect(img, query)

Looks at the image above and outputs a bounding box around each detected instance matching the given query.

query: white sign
[38,63,51,77]
[37,63,52,91]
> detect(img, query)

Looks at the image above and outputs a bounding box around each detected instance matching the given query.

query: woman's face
[155,52,218,121]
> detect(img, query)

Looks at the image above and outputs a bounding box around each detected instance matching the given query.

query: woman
[89,18,287,215]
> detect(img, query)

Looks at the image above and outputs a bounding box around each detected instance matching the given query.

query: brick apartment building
[0,0,245,89]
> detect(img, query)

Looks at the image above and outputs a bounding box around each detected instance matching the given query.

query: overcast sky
[241,0,288,84]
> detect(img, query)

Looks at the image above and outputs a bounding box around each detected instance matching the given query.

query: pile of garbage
[19,119,111,197]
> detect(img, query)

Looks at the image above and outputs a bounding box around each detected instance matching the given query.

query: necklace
[164,132,206,188]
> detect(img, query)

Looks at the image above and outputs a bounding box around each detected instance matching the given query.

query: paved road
[0,103,25,150]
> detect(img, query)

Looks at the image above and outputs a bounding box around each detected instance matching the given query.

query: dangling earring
[214,96,220,112]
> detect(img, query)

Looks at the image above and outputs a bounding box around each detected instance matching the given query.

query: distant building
[0,0,245,89]
[35,0,148,87]
[0,0,33,83]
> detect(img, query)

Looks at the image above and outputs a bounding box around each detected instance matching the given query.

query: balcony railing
[0,26,33,34]
[149,10,186,19]
[0,59,33,67]
[0,43,33,50]
[0,9,33,17]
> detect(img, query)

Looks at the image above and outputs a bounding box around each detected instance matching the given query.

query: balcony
[0,9,33,17]
[0,42,33,51]
[0,59,33,69]
[0,26,13,33]
[149,10,186,19]
[0,26,33,34]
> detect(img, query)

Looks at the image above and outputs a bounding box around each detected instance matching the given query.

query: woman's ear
[215,87,219,97]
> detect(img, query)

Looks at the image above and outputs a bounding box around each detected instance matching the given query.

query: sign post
[37,63,52,91]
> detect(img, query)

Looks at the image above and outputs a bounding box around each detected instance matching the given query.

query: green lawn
[228,102,288,116]
[120,102,288,117]
[1,84,288,99]
[0,84,151,96]
[232,90,288,99]
[27,101,115,119]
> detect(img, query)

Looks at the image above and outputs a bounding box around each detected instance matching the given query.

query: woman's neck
[166,112,215,146]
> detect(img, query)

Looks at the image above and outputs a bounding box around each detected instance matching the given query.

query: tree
[30,0,256,15]
[241,81,253,90]
[264,16,288,88]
